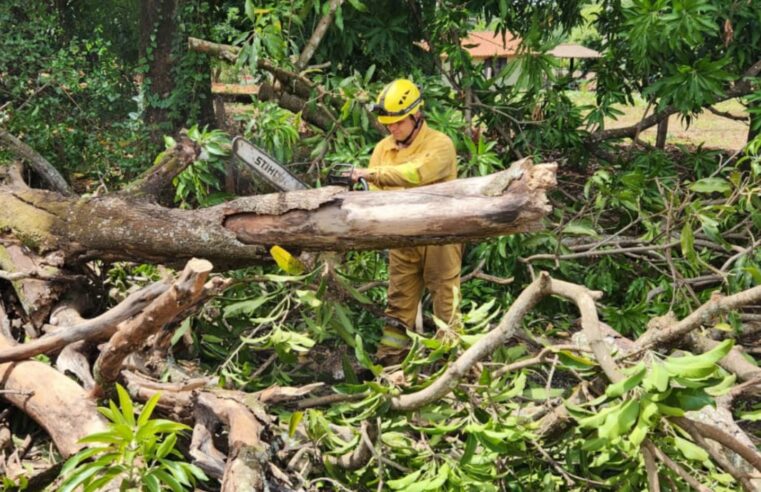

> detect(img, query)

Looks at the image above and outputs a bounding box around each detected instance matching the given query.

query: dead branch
[121,136,200,201]
[390,273,552,411]
[187,37,386,134]
[680,418,756,491]
[324,421,377,470]
[644,440,711,492]
[0,336,107,457]
[642,444,660,492]
[93,259,222,392]
[673,416,761,476]
[0,129,72,195]
[634,284,761,352]
[295,0,344,71]
[0,282,168,363]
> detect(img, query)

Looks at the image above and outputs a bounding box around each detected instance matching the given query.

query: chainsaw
[325,163,369,191]
[232,136,367,192]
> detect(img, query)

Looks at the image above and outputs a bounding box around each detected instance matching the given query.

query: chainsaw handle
[357,177,369,191]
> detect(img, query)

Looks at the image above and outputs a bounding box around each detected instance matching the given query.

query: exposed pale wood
[226,159,556,251]
[0,335,107,457]
[93,259,218,390]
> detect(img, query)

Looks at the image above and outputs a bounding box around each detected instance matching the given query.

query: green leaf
[689,177,731,194]
[663,340,733,379]
[115,384,135,427]
[295,289,322,308]
[223,296,270,318]
[289,411,303,438]
[245,0,256,22]
[642,362,670,393]
[152,469,184,492]
[347,0,367,12]
[557,350,597,369]
[354,335,382,376]
[387,469,422,490]
[599,398,639,440]
[680,221,697,264]
[143,472,160,492]
[705,373,736,396]
[156,433,177,459]
[605,362,646,398]
[674,436,709,462]
[562,220,599,237]
[138,392,162,427]
[59,463,104,492]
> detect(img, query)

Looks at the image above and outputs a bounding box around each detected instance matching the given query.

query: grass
[568,90,750,151]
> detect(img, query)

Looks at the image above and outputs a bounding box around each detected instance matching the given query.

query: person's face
[385,115,416,141]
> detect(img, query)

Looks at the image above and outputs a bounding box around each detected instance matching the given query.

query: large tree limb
[122,137,200,201]
[0,159,555,266]
[226,159,556,251]
[634,285,761,352]
[0,129,72,196]
[187,37,386,134]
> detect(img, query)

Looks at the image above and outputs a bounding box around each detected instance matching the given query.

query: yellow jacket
[365,121,457,189]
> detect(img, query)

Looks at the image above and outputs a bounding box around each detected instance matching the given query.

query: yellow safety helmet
[372,79,424,125]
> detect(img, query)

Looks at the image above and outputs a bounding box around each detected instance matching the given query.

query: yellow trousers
[385,243,463,331]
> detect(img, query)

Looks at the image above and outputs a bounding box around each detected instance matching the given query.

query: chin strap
[396,114,423,147]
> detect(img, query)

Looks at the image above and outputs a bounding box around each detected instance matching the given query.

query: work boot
[374,344,409,366]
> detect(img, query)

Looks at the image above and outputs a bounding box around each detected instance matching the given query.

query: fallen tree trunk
[0,157,556,267]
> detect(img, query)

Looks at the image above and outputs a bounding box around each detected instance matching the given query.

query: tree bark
[0,158,556,267]
[655,117,668,149]
[139,0,180,133]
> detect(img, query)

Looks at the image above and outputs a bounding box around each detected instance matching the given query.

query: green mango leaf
[605,362,646,398]
[674,436,709,462]
[295,289,322,308]
[681,221,697,264]
[599,398,639,440]
[689,177,731,194]
[223,296,270,318]
[387,469,423,490]
[115,384,135,427]
[156,433,177,459]
[642,362,670,393]
[354,335,382,376]
[705,373,736,396]
[562,220,599,237]
[557,350,597,369]
[663,339,733,379]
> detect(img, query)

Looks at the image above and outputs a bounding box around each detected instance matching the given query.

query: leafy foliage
[58,384,206,491]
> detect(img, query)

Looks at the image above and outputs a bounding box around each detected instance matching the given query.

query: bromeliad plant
[58,384,206,492]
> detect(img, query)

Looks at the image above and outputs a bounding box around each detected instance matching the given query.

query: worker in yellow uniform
[351,79,462,357]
